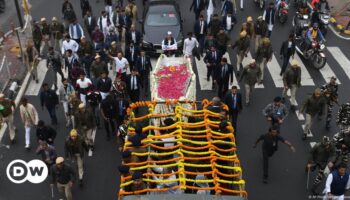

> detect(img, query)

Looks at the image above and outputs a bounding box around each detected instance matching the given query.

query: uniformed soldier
[337,102,350,134]
[320,77,339,130]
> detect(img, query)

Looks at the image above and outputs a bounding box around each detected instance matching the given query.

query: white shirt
[131,32,136,43]
[114,57,129,73]
[61,39,79,55]
[183,38,199,56]
[226,16,232,30]
[69,23,84,40]
[200,21,204,34]
[88,16,92,25]
[324,173,350,199]
[161,38,177,51]
[76,78,92,89]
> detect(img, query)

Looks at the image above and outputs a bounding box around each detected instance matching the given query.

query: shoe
[207,77,210,82]
[90,145,94,152]
[10,139,16,144]
[245,102,250,106]
[236,71,240,77]
[79,179,83,187]
[25,144,30,150]
[281,97,285,104]
[326,123,331,130]
[36,79,39,83]
[290,105,296,111]
[302,133,307,140]
[263,177,268,184]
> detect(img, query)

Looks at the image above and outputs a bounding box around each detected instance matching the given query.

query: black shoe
[236,71,240,77]
[36,79,39,83]
[281,97,286,104]
[106,136,111,141]
[263,177,268,184]
[302,133,307,140]
[11,139,16,144]
[90,145,94,152]
[207,77,210,81]
[290,105,296,111]
[79,179,83,187]
[326,123,331,130]
[245,102,250,106]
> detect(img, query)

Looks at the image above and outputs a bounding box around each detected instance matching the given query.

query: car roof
[147,0,177,6]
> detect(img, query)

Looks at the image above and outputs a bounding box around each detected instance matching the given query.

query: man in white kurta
[323,164,350,200]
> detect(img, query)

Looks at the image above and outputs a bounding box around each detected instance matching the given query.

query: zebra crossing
[196,46,348,91]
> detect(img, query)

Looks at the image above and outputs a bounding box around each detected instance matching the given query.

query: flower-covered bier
[154,64,191,99]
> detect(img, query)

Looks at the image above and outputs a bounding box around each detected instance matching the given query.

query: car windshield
[145,5,179,26]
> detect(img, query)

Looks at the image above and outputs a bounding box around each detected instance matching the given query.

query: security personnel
[337,102,350,133]
[307,136,336,195]
[51,157,76,200]
[64,129,88,186]
[320,77,339,130]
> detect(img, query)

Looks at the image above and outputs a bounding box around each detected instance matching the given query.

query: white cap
[167,31,172,35]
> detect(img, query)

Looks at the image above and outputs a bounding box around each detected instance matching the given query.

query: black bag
[192,46,200,60]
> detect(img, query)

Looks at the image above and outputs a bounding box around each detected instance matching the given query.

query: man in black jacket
[117,95,130,128]
[126,68,141,103]
[36,120,57,145]
[224,86,242,133]
[254,126,296,183]
[40,83,59,125]
[96,71,112,100]
[101,94,118,140]
[215,57,233,99]
[51,157,76,200]
[125,25,142,46]
[84,10,97,37]
[204,46,222,90]
[190,0,205,20]
[136,50,152,96]
[125,42,140,70]
[194,15,208,56]
[279,34,296,76]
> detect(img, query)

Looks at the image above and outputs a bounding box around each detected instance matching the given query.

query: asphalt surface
[0,0,350,200]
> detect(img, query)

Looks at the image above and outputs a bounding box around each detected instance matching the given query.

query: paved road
[0,0,350,200]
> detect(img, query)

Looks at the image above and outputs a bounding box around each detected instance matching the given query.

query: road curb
[329,17,350,35]
[0,28,31,144]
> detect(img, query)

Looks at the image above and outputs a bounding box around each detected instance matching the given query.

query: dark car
[140,0,184,56]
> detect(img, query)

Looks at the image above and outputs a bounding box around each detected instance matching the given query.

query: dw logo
[6,159,48,184]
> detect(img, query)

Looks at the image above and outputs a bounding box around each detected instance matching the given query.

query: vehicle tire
[311,53,326,69]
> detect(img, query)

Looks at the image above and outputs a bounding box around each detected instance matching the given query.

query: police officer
[51,157,76,200]
[320,77,339,130]
[306,136,336,195]
[337,102,350,134]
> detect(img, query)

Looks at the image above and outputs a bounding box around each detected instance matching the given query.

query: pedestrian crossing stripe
[327,47,350,82]
[291,54,315,86]
[267,54,284,88]
[25,60,48,96]
[319,62,341,84]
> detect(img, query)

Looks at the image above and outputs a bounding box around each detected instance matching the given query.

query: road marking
[319,62,341,84]
[292,54,315,86]
[302,125,313,137]
[327,47,350,80]
[241,52,264,89]
[310,142,317,148]
[88,128,97,157]
[267,54,284,88]
[25,59,48,96]
[196,54,215,90]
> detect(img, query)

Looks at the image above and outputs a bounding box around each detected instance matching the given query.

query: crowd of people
[1,0,350,199]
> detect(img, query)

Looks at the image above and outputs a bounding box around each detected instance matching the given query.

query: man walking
[126,68,141,103]
[190,0,205,20]
[24,42,40,83]
[101,94,118,141]
[262,97,288,129]
[0,93,16,144]
[47,47,65,89]
[320,77,339,130]
[135,50,152,96]
[75,103,96,151]
[204,46,222,90]
[300,88,326,140]
[253,125,296,183]
[36,120,57,145]
[51,157,76,200]
[239,59,261,106]
[263,2,276,38]
[231,31,250,76]
[254,16,267,53]
[59,78,75,127]
[96,71,112,100]
[40,83,59,126]
[215,57,233,99]
[255,37,273,83]
[279,34,296,76]
[337,102,350,134]
[224,86,242,133]
[65,129,88,186]
[282,60,301,111]
[194,15,207,56]
[307,136,336,195]
[19,98,39,150]
[323,163,350,200]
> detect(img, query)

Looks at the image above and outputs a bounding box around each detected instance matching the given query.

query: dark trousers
[140,72,149,93]
[194,10,201,20]
[206,64,216,83]
[218,45,227,55]
[267,30,272,38]
[230,110,239,133]
[104,118,116,138]
[91,106,100,127]
[197,34,205,55]
[263,150,274,178]
[47,106,58,125]
[217,81,229,99]
[280,54,291,75]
